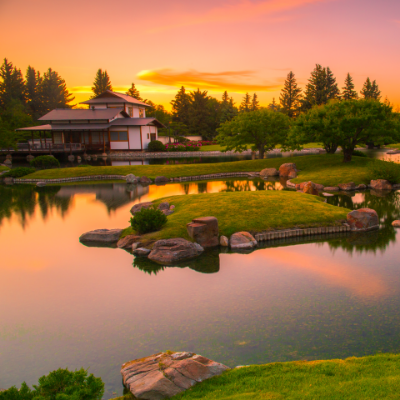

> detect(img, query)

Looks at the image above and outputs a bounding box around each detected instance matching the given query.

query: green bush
[2,167,35,178]
[352,150,367,158]
[147,140,166,152]
[367,160,400,183]
[130,207,167,234]
[30,155,60,169]
[0,368,104,400]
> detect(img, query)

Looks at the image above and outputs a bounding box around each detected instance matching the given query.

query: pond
[1,179,400,398]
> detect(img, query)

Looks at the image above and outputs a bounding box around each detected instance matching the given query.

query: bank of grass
[172,354,400,400]
[386,143,400,149]
[200,143,324,152]
[0,165,10,172]
[21,154,378,187]
[123,190,349,243]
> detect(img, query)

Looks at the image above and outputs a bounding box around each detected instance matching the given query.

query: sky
[1,0,400,110]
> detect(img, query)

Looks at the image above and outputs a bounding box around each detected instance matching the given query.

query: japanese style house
[17,90,165,152]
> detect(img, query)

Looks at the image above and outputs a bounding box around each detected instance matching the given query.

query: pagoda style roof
[39,108,127,121]
[110,118,165,128]
[80,90,151,107]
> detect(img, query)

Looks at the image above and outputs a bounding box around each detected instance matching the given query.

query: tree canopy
[126,82,143,101]
[91,69,112,98]
[360,77,381,100]
[216,109,291,159]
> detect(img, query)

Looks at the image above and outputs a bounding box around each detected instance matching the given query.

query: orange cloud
[148,0,330,33]
[138,69,282,93]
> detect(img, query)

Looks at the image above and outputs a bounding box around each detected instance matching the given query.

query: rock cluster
[121,351,230,400]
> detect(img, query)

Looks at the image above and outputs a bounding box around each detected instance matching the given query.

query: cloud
[137,68,282,93]
[148,0,330,33]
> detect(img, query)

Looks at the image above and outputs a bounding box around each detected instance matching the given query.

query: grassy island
[20,154,378,187]
[123,190,350,243]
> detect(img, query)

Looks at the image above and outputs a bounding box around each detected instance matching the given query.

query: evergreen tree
[239,93,251,112]
[171,86,191,126]
[220,92,238,123]
[0,58,26,111]
[360,77,381,100]
[91,69,112,98]
[40,68,74,113]
[126,83,143,101]
[342,73,358,100]
[268,98,280,111]
[25,66,43,119]
[251,93,259,111]
[279,71,302,117]
[326,67,340,100]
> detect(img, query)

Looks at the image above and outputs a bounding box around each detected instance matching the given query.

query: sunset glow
[1,0,400,108]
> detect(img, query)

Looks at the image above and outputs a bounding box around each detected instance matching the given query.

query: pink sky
[1,0,399,109]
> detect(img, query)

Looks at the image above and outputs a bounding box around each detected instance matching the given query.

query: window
[91,132,101,144]
[128,107,133,117]
[147,133,149,139]
[110,131,128,141]
[139,108,144,118]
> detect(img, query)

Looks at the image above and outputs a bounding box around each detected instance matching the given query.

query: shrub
[30,155,60,169]
[130,207,167,234]
[0,368,104,400]
[147,140,166,152]
[367,160,400,183]
[352,149,367,157]
[2,167,35,178]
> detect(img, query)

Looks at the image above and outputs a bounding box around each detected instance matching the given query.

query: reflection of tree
[133,256,165,275]
[183,183,190,195]
[37,186,71,220]
[197,182,208,193]
[223,180,252,192]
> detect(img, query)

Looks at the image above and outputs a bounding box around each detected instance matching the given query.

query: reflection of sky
[1,183,400,397]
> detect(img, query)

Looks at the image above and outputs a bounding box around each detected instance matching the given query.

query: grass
[199,143,324,152]
[0,165,10,172]
[385,143,400,149]
[123,190,350,243]
[170,354,400,400]
[20,154,382,187]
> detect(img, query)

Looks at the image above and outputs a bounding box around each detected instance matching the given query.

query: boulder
[295,182,307,191]
[347,208,379,232]
[4,159,12,166]
[279,163,298,178]
[230,232,257,250]
[370,179,393,190]
[187,217,219,248]
[324,186,339,191]
[26,154,35,162]
[133,247,151,256]
[148,238,204,265]
[140,176,152,185]
[3,177,14,185]
[121,352,230,400]
[170,205,175,210]
[117,235,141,249]
[220,235,229,246]
[80,228,123,243]
[260,168,279,178]
[158,202,170,211]
[67,155,75,162]
[338,182,356,191]
[302,181,319,196]
[356,184,367,190]
[126,174,137,184]
[162,209,174,216]
[130,202,153,215]
[322,192,334,197]
[155,176,169,184]
[392,220,400,227]
[36,181,47,187]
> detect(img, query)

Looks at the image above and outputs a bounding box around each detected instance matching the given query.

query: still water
[1,179,400,398]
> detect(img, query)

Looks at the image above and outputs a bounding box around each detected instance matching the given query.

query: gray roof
[80,90,151,107]
[38,108,125,121]
[17,124,53,131]
[110,118,165,128]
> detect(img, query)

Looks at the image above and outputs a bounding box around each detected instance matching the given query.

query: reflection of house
[17,91,165,152]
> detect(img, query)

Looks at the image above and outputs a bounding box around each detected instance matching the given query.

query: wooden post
[103,131,105,153]
[39,130,43,149]
[31,132,34,151]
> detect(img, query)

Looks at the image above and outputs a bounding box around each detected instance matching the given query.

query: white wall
[110,141,129,150]
[128,127,141,150]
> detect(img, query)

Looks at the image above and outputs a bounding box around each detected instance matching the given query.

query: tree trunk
[324,143,338,154]
[342,148,353,162]
[366,142,374,149]
[258,145,265,159]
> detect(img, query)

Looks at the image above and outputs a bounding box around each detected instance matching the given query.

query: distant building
[17,90,165,152]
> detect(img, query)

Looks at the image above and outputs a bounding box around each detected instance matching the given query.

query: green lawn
[0,165,10,172]
[21,154,379,187]
[171,354,400,400]
[123,190,349,243]
[385,143,400,149]
[199,143,324,152]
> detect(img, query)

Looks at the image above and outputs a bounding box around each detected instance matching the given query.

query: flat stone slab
[121,351,230,400]
[80,228,123,243]
[117,235,141,249]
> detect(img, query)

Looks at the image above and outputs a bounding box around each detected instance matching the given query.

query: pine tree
[0,58,26,111]
[268,98,280,111]
[251,93,259,111]
[171,86,191,127]
[342,73,358,100]
[326,67,340,100]
[360,77,381,100]
[40,68,75,113]
[91,69,112,98]
[279,71,302,118]
[25,66,43,119]
[126,83,143,101]
[220,92,238,123]
[239,93,251,112]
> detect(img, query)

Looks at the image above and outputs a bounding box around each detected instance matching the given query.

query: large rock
[260,168,279,178]
[230,232,257,250]
[36,181,47,187]
[279,163,298,178]
[155,176,169,184]
[148,238,204,265]
[187,217,219,248]
[392,220,400,227]
[3,177,14,185]
[117,234,141,249]
[80,228,123,243]
[347,208,379,232]
[220,235,229,246]
[370,179,393,190]
[140,176,153,185]
[121,351,230,400]
[302,181,319,196]
[338,182,356,191]
[126,174,138,184]
[158,202,170,211]
[133,247,151,256]
[131,202,154,215]
[297,181,324,192]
